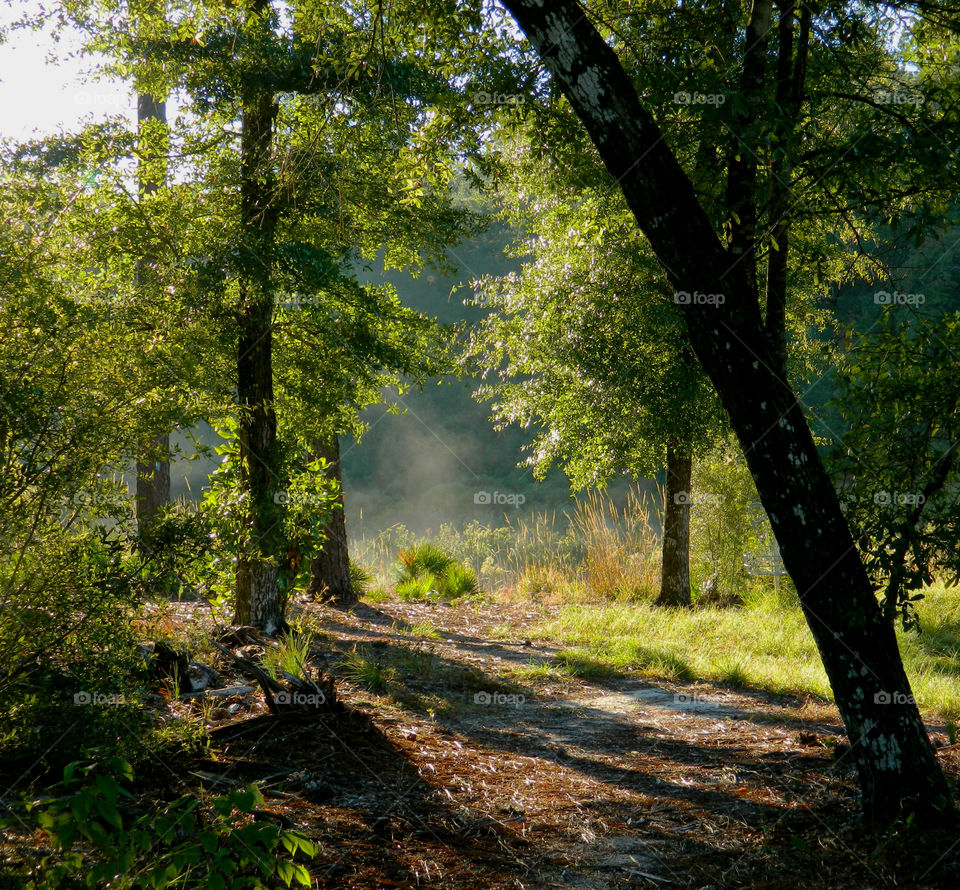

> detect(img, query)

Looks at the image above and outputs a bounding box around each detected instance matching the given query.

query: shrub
[0,531,147,774]
[690,435,775,606]
[394,544,479,602]
[2,758,316,888]
[397,543,456,580]
[348,563,374,598]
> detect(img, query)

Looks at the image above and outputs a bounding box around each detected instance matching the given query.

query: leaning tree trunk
[502,0,951,825]
[134,91,170,532]
[657,441,692,607]
[307,435,356,605]
[233,3,283,634]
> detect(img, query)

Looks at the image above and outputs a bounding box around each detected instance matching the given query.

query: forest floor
[6,595,960,889]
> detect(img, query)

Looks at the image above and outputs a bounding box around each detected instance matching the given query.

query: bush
[348,563,374,598]
[0,531,147,774]
[2,758,316,888]
[690,435,779,606]
[394,543,480,602]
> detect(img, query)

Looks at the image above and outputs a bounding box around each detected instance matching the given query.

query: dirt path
[250,598,957,889]
[6,596,959,888]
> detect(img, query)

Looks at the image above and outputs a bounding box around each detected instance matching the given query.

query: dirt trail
[7,596,957,889]
[269,598,959,889]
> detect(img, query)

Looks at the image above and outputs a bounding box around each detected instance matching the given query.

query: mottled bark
[233,0,284,634]
[134,92,170,530]
[657,442,692,607]
[501,0,950,825]
[307,435,356,605]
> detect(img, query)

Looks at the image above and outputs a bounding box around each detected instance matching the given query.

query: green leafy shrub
[348,563,374,598]
[0,531,146,773]
[395,574,439,601]
[263,632,313,683]
[3,758,316,888]
[442,563,480,599]
[395,543,479,601]
[398,543,455,579]
[340,652,393,692]
[690,435,776,606]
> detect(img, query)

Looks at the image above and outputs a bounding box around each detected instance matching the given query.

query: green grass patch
[529,584,960,719]
[339,651,395,693]
[406,621,442,640]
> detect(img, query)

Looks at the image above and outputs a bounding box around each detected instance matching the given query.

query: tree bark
[307,435,356,605]
[764,0,809,379]
[657,441,692,607]
[501,0,951,825]
[134,91,170,530]
[233,0,284,634]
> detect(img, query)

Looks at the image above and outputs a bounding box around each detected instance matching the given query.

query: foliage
[348,563,374,599]
[340,652,393,693]
[828,310,960,628]
[567,488,660,600]
[5,758,315,889]
[263,632,314,685]
[394,543,480,602]
[689,436,773,606]
[0,528,147,771]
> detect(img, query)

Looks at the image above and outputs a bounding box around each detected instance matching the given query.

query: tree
[498,0,954,824]
[70,0,484,628]
[133,89,171,533]
[468,139,722,607]
[306,434,353,604]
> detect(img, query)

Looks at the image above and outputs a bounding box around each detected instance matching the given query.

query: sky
[0,5,134,141]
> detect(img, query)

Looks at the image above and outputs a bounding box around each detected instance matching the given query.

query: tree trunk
[501,0,951,825]
[307,435,356,605]
[134,91,170,530]
[657,441,692,607]
[136,440,170,527]
[233,0,283,634]
[234,291,282,633]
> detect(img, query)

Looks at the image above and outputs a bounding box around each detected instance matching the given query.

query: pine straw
[3,597,960,888]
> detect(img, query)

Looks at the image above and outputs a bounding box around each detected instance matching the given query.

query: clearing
[5,596,960,889]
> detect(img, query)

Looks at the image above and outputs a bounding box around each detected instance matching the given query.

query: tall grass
[351,485,661,602]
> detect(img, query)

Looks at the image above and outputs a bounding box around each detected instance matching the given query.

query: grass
[526,583,960,720]
[263,631,314,682]
[340,651,395,693]
[406,621,442,639]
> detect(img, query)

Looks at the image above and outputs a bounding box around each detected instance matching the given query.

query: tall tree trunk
[134,91,170,530]
[764,0,809,379]
[657,441,692,607]
[233,1,283,634]
[501,0,951,825]
[307,435,356,605]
